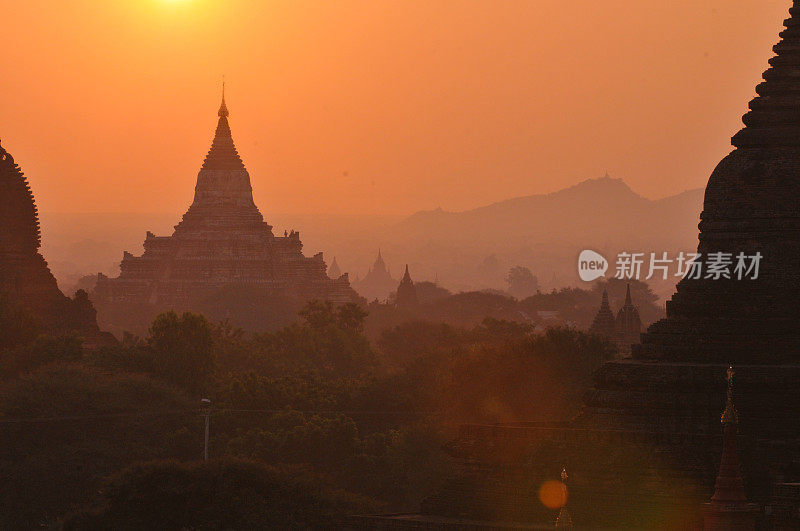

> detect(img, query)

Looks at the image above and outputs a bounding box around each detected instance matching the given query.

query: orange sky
[0,0,790,216]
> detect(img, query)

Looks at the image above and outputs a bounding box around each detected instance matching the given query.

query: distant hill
[380,176,705,299]
[390,175,703,251]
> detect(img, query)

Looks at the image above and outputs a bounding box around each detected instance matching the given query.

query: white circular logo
[578,250,608,281]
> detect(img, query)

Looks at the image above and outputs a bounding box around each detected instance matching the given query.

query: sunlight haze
[0,0,788,215]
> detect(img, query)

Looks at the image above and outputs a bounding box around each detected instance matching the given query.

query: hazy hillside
[379,176,704,299]
[391,176,702,250]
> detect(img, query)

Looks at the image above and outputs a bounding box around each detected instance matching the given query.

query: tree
[0,296,40,350]
[335,303,369,333]
[0,363,194,528]
[247,301,376,378]
[0,333,83,378]
[505,266,539,299]
[148,311,215,394]
[63,459,378,529]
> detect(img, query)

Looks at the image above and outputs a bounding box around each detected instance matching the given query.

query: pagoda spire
[555,467,573,529]
[711,366,747,504]
[218,80,229,118]
[624,283,632,306]
[396,263,418,308]
[703,366,759,530]
[200,84,245,172]
[402,264,412,282]
[373,249,387,272]
[589,288,615,339]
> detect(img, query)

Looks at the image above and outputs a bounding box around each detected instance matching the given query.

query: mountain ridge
[404,176,702,219]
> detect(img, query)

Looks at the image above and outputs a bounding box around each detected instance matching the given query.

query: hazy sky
[0,0,790,216]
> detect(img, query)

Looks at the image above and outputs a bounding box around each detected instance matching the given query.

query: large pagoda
[93,89,357,331]
[412,2,800,527]
[585,0,800,438]
[0,139,102,339]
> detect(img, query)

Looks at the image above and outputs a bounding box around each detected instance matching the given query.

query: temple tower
[579,0,800,516]
[626,0,800,365]
[93,89,358,332]
[0,139,101,337]
[586,0,800,433]
[396,264,418,309]
[614,284,642,354]
[353,249,397,301]
[589,289,615,338]
[327,257,342,279]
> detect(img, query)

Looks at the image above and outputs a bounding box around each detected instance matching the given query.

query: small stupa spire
[703,366,759,530]
[624,283,632,306]
[373,248,387,272]
[396,263,418,308]
[720,365,739,426]
[218,78,229,118]
[402,264,412,282]
[328,256,342,279]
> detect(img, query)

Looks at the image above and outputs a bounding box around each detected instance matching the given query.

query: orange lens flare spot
[538,480,567,509]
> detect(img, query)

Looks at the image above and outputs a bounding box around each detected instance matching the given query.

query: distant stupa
[588,285,642,355]
[353,249,397,301]
[395,264,418,309]
[327,257,342,279]
[589,289,615,338]
[93,87,358,330]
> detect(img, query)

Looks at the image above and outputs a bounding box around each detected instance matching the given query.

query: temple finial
[401,264,412,283]
[625,283,632,305]
[721,365,739,425]
[555,467,573,529]
[218,78,229,118]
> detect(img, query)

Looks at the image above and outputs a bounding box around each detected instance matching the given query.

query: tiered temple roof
[200,86,246,172]
[0,139,101,337]
[0,142,40,255]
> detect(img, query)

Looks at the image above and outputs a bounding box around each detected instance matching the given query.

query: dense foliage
[0,296,617,528]
[63,459,377,529]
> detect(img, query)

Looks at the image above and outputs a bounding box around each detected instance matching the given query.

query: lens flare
[538,480,567,509]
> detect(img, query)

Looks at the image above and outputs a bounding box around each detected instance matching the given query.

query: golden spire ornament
[721,365,739,425]
[555,467,573,529]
